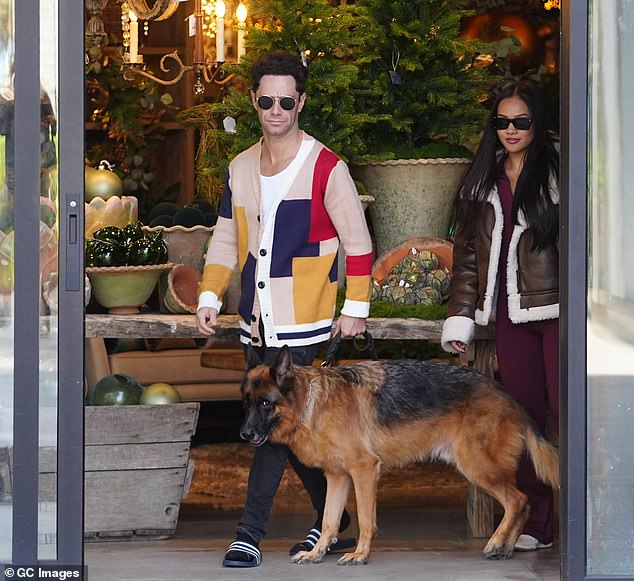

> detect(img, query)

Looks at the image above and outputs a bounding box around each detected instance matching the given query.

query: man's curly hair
[251,51,309,95]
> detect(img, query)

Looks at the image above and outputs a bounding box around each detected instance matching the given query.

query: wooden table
[85,313,448,340]
[85,312,496,538]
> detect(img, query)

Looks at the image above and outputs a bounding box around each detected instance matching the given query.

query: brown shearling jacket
[441,177,559,354]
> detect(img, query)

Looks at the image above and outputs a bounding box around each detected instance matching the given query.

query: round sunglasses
[256,95,297,111]
[492,116,533,131]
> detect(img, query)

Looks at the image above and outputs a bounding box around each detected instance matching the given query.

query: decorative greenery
[369,301,448,320]
[177,102,236,208]
[85,42,176,219]
[335,288,448,320]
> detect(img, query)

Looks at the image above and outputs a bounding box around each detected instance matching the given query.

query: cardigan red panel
[308,148,339,243]
[346,252,374,276]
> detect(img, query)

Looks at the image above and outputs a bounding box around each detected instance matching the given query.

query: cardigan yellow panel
[235,206,249,270]
[200,263,234,297]
[292,253,338,324]
[346,275,372,303]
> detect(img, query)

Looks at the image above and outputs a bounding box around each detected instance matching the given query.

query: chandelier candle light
[129,10,140,64]
[236,1,247,61]
[122,0,246,93]
[215,0,225,63]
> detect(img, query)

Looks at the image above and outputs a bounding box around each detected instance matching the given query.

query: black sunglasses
[257,95,297,111]
[492,116,533,131]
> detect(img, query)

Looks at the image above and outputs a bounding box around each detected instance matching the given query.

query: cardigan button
[251,337,259,344]
[251,315,256,322]
[258,281,265,289]
[259,249,267,256]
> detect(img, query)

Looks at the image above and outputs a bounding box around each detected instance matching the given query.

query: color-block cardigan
[198,132,373,347]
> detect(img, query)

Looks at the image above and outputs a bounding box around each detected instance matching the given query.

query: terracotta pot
[160,264,201,315]
[372,236,454,283]
[143,225,213,272]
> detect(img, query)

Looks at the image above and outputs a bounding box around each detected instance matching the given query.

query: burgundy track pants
[495,296,559,544]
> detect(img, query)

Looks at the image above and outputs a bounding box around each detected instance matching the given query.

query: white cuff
[197,290,223,313]
[341,299,370,318]
[441,315,475,353]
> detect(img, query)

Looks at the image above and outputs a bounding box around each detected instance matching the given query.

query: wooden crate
[37,402,200,541]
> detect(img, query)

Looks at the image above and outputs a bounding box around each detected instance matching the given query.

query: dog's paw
[337,552,369,566]
[289,549,324,564]
[483,545,513,560]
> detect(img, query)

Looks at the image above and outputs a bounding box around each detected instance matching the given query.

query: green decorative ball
[88,373,143,406]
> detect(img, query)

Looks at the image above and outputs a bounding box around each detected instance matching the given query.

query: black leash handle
[321,330,378,368]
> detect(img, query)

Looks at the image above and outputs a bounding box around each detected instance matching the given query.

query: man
[196,51,373,567]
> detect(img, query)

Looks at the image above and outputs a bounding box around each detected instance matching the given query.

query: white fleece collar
[474,185,503,325]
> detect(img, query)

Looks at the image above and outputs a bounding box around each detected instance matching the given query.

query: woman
[441,80,559,551]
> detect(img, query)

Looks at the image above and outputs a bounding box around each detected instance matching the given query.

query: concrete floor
[85,501,561,580]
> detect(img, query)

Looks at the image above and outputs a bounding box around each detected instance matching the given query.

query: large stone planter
[353,158,470,256]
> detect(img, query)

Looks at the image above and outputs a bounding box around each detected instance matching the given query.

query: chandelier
[543,0,560,10]
[121,0,248,94]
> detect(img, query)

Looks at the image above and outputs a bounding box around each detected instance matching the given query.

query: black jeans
[236,342,326,544]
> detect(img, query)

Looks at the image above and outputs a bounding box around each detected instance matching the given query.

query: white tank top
[259,138,314,225]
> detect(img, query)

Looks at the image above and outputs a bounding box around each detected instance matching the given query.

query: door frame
[57,0,85,566]
[10,0,84,567]
[561,0,588,579]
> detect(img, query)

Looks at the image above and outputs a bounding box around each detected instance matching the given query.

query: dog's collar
[301,380,316,424]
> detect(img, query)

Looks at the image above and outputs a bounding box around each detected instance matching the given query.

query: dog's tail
[525,425,559,489]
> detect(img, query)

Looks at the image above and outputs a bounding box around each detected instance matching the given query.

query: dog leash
[321,331,378,368]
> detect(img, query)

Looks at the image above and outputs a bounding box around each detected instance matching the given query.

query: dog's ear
[271,345,293,386]
[245,343,262,370]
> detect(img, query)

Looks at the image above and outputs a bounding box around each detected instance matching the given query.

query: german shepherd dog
[239,347,559,566]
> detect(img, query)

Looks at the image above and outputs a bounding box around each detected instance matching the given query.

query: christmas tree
[353,0,491,161]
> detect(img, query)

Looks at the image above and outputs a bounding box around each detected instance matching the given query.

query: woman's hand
[449,340,467,353]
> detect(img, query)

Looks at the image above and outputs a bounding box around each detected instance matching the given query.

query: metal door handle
[65,193,81,291]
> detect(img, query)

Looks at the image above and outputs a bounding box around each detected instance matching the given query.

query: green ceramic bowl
[86,263,173,314]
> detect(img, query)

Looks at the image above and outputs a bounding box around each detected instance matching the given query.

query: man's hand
[335,314,367,339]
[196,306,219,336]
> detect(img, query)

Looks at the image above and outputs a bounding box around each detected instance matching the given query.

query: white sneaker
[514,534,553,551]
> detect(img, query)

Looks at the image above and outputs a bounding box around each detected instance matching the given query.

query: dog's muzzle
[240,429,268,447]
[240,416,279,447]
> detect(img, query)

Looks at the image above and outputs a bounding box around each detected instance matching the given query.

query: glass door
[564,0,634,579]
[0,0,84,573]
[586,0,634,577]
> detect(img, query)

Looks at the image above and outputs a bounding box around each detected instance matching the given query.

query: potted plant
[349,0,496,254]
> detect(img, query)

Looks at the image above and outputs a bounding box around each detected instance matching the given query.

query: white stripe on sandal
[225,541,261,564]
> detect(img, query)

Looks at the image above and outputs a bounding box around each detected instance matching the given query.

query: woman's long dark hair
[453,80,559,251]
